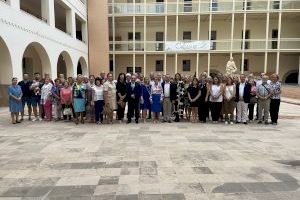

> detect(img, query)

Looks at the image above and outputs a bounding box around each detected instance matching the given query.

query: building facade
[0,0,89,106]
[108,0,300,84]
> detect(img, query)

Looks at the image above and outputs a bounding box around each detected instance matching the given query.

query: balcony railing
[109,0,300,15]
[109,38,300,52]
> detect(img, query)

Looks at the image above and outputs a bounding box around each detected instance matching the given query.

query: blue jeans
[95,100,104,122]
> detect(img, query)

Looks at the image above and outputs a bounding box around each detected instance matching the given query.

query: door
[156,32,164,51]
[272,29,278,49]
[210,31,217,50]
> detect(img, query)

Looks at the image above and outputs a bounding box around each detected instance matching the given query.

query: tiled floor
[0,102,299,200]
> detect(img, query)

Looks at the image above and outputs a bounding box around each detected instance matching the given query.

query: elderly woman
[92,77,105,124]
[141,77,151,123]
[8,77,23,124]
[73,75,87,125]
[150,76,164,124]
[116,73,127,123]
[209,76,224,123]
[270,74,281,125]
[60,81,73,121]
[41,77,53,121]
[103,73,117,124]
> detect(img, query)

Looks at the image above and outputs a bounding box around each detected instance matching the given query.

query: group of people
[7,70,281,126]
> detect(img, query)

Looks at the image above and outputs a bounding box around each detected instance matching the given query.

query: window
[273,1,280,9]
[184,0,192,12]
[211,0,218,11]
[210,31,217,50]
[156,32,164,51]
[156,0,164,13]
[272,29,278,49]
[243,59,249,72]
[243,0,251,10]
[128,32,141,40]
[156,60,164,71]
[110,60,113,72]
[183,60,191,72]
[127,67,142,73]
[241,30,250,49]
[183,31,192,40]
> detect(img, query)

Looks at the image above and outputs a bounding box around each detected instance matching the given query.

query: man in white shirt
[235,74,251,124]
[161,74,172,123]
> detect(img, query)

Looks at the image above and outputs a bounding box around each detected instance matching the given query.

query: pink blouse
[60,87,72,104]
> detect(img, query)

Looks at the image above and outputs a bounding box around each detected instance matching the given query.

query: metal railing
[109,0,300,15]
[109,38,300,52]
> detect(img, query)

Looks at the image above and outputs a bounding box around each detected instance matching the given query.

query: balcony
[108,0,300,15]
[20,0,47,23]
[109,38,300,52]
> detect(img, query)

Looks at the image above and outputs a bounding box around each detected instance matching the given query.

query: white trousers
[237,101,248,123]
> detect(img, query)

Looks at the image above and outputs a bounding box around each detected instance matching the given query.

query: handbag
[63,105,72,116]
[117,99,126,108]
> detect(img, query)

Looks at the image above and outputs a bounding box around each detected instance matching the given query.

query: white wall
[0,0,88,85]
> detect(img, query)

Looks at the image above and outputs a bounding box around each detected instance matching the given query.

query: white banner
[165,41,211,52]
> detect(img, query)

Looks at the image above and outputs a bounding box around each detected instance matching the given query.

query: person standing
[174,73,184,122]
[51,78,62,121]
[235,74,251,124]
[30,72,43,122]
[183,76,191,120]
[198,74,209,123]
[188,78,201,123]
[73,75,87,125]
[256,75,272,124]
[18,73,32,121]
[126,75,142,124]
[140,77,151,123]
[161,74,174,123]
[116,73,127,123]
[86,75,95,123]
[248,79,257,122]
[270,74,281,125]
[209,76,224,123]
[150,77,164,124]
[41,77,53,121]
[92,77,105,124]
[60,81,73,121]
[223,77,236,124]
[103,73,117,124]
[8,78,23,124]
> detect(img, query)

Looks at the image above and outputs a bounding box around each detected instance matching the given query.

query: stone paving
[0,102,299,200]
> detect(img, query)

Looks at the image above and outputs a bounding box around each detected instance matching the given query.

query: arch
[283,70,299,84]
[0,36,13,85]
[77,56,88,76]
[22,42,51,79]
[57,51,73,79]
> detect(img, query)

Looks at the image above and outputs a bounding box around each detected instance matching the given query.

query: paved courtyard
[0,102,299,200]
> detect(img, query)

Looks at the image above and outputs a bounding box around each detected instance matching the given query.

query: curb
[281,99,300,106]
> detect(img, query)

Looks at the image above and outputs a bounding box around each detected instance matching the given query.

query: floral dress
[73,83,86,113]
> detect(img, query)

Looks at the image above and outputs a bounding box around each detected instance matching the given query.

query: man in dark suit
[126,75,142,124]
[235,74,251,124]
